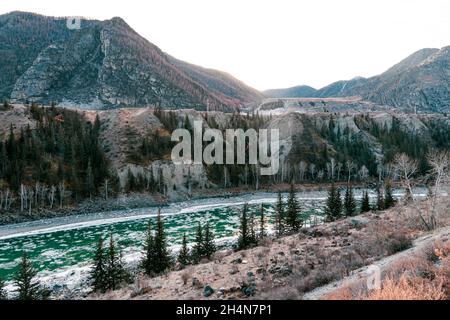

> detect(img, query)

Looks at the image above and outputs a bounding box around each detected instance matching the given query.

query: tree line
[0,104,119,213]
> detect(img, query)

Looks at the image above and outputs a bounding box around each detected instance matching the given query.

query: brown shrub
[365,275,446,300]
[361,243,450,300]
[180,269,192,286]
[322,287,354,300]
[258,283,300,300]
[353,222,412,259]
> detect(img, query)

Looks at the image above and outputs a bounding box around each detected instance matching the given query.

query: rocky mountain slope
[3,104,448,200]
[263,85,317,98]
[264,47,450,113]
[0,11,263,111]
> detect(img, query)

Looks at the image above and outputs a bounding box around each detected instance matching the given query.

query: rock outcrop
[0,12,263,111]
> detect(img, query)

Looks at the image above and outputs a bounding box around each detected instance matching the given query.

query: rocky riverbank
[90,195,450,300]
[0,182,372,226]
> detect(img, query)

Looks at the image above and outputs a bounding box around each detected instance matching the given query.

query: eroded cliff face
[89,107,449,196]
[1,104,448,199]
[1,12,262,111]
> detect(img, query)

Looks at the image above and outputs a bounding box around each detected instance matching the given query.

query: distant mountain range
[264,47,450,113]
[0,11,449,113]
[0,11,263,111]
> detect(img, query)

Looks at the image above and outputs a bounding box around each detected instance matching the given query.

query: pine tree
[286,184,302,232]
[177,233,190,267]
[238,203,250,249]
[274,192,285,237]
[13,253,46,300]
[90,236,108,292]
[153,210,172,274]
[344,186,357,217]
[361,191,371,213]
[259,204,267,239]
[0,277,7,300]
[86,158,95,199]
[335,188,343,219]
[93,114,101,136]
[192,223,204,263]
[376,187,385,211]
[106,234,127,290]
[384,181,396,209]
[142,221,156,275]
[202,222,216,259]
[325,185,342,222]
[248,211,257,244]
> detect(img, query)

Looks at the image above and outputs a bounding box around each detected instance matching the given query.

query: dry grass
[327,241,450,300]
[322,287,354,300]
[365,275,447,300]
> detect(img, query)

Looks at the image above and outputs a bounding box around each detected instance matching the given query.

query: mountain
[0,11,263,111]
[363,47,450,113]
[314,77,367,98]
[263,85,317,98]
[264,47,450,113]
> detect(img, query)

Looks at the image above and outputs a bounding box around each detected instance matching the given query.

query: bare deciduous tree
[299,161,307,181]
[309,163,316,180]
[358,165,369,182]
[346,160,355,183]
[426,150,450,229]
[392,153,432,230]
[393,153,418,201]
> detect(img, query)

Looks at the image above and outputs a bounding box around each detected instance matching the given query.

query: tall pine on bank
[248,212,257,244]
[153,210,172,274]
[177,233,190,267]
[191,222,217,262]
[238,203,251,249]
[259,204,267,239]
[376,187,385,211]
[203,222,216,259]
[344,186,357,217]
[384,181,396,209]
[106,234,127,291]
[13,253,46,300]
[361,191,371,213]
[324,185,342,222]
[286,184,302,233]
[142,221,156,275]
[91,236,108,292]
[274,192,285,237]
[192,223,204,263]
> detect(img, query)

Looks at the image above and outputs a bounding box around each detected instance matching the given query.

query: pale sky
[1,0,449,91]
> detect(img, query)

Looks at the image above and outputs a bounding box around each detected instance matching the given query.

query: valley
[0,188,425,298]
[0,9,449,302]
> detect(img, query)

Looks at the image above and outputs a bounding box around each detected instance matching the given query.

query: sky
[1,0,449,91]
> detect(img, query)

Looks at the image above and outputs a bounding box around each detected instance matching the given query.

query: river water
[0,188,420,294]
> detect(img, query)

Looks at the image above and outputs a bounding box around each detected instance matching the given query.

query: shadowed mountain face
[264,47,450,113]
[0,11,263,111]
[263,85,317,99]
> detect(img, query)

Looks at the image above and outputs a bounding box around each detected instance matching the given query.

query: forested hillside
[0,104,119,213]
[1,104,449,218]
